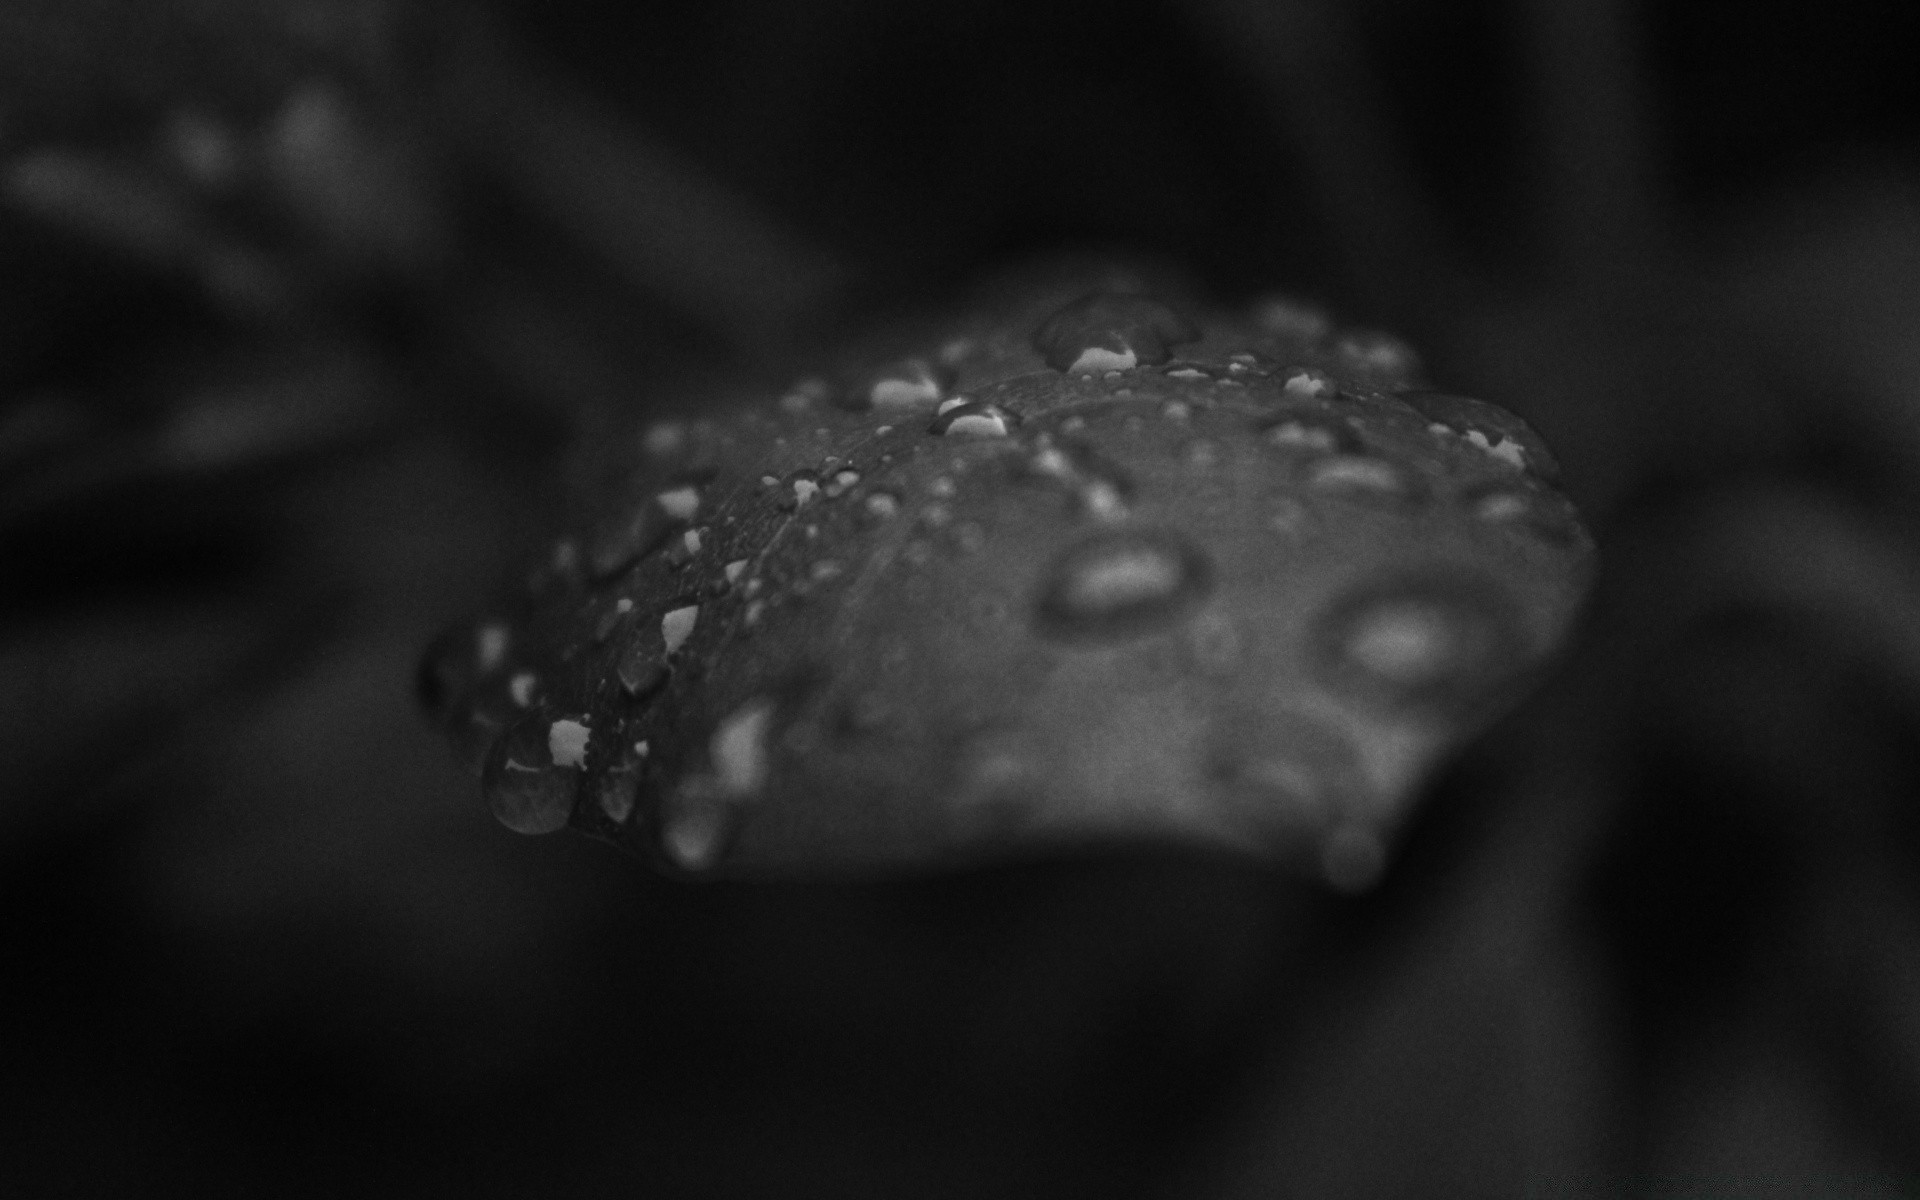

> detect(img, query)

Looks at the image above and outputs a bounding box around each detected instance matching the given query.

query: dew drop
[868,359,946,408]
[1314,575,1530,715]
[929,400,1017,437]
[509,671,538,708]
[660,781,736,871]
[864,492,901,520]
[661,605,699,655]
[1033,292,1199,373]
[711,697,776,797]
[1035,530,1213,641]
[547,717,591,769]
[1335,330,1421,384]
[1281,369,1335,400]
[724,559,748,584]
[643,421,685,457]
[598,769,638,823]
[1265,413,1358,455]
[588,493,690,580]
[1308,456,1404,494]
[792,478,820,507]
[476,623,510,673]
[1401,391,1559,480]
[1162,401,1192,421]
[482,716,579,835]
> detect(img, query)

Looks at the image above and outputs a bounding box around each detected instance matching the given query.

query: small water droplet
[1035,530,1213,641]
[724,559,748,584]
[1281,369,1335,400]
[659,780,737,871]
[711,697,777,798]
[866,359,947,408]
[1334,330,1421,385]
[1251,295,1332,343]
[823,469,862,497]
[661,605,699,655]
[929,400,1018,437]
[509,671,538,708]
[1165,366,1211,380]
[1401,391,1559,480]
[810,559,844,582]
[1033,292,1199,373]
[1264,413,1359,455]
[1314,575,1529,715]
[863,492,901,520]
[1162,401,1191,421]
[476,623,510,673]
[928,476,956,498]
[791,478,820,507]
[643,421,685,457]
[482,715,579,835]
[597,769,638,823]
[1308,456,1404,494]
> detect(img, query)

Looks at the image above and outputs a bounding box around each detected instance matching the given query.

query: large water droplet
[1035,529,1213,641]
[1032,293,1199,374]
[482,714,581,834]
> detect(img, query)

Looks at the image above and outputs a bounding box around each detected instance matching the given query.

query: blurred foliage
[3,0,1920,1195]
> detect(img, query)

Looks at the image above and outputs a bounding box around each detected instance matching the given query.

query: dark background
[4,0,1920,1194]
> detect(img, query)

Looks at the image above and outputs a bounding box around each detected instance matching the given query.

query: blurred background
[4,0,1920,1194]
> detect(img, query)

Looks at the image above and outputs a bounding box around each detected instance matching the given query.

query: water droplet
[1166,366,1210,381]
[476,623,510,673]
[928,476,956,498]
[711,697,776,797]
[1035,530,1213,641]
[824,469,862,497]
[1020,438,1134,521]
[1471,491,1531,522]
[616,639,666,698]
[1033,292,1199,373]
[1264,413,1360,455]
[588,493,690,581]
[509,671,538,708]
[791,477,820,507]
[598,769,638,823]
[724,559,749,584]
[659,779,737,871]
[661,605,699,655]
[864,492,901,520]
[1401,391,1559,480]
[482,715,580,835]
[1251,295,1332,343]
[1308,456,1404,495]
[1335,330,1421,385]
[1162,401,1192,421]
[547,717,592,768]
[643,421,686,457]
[1313,575,1530,716]
[682,529,703,555]
[865,359,947,408]
[929,400,1018,437]
[1281,369,1335,400]
[810,560,844,582]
